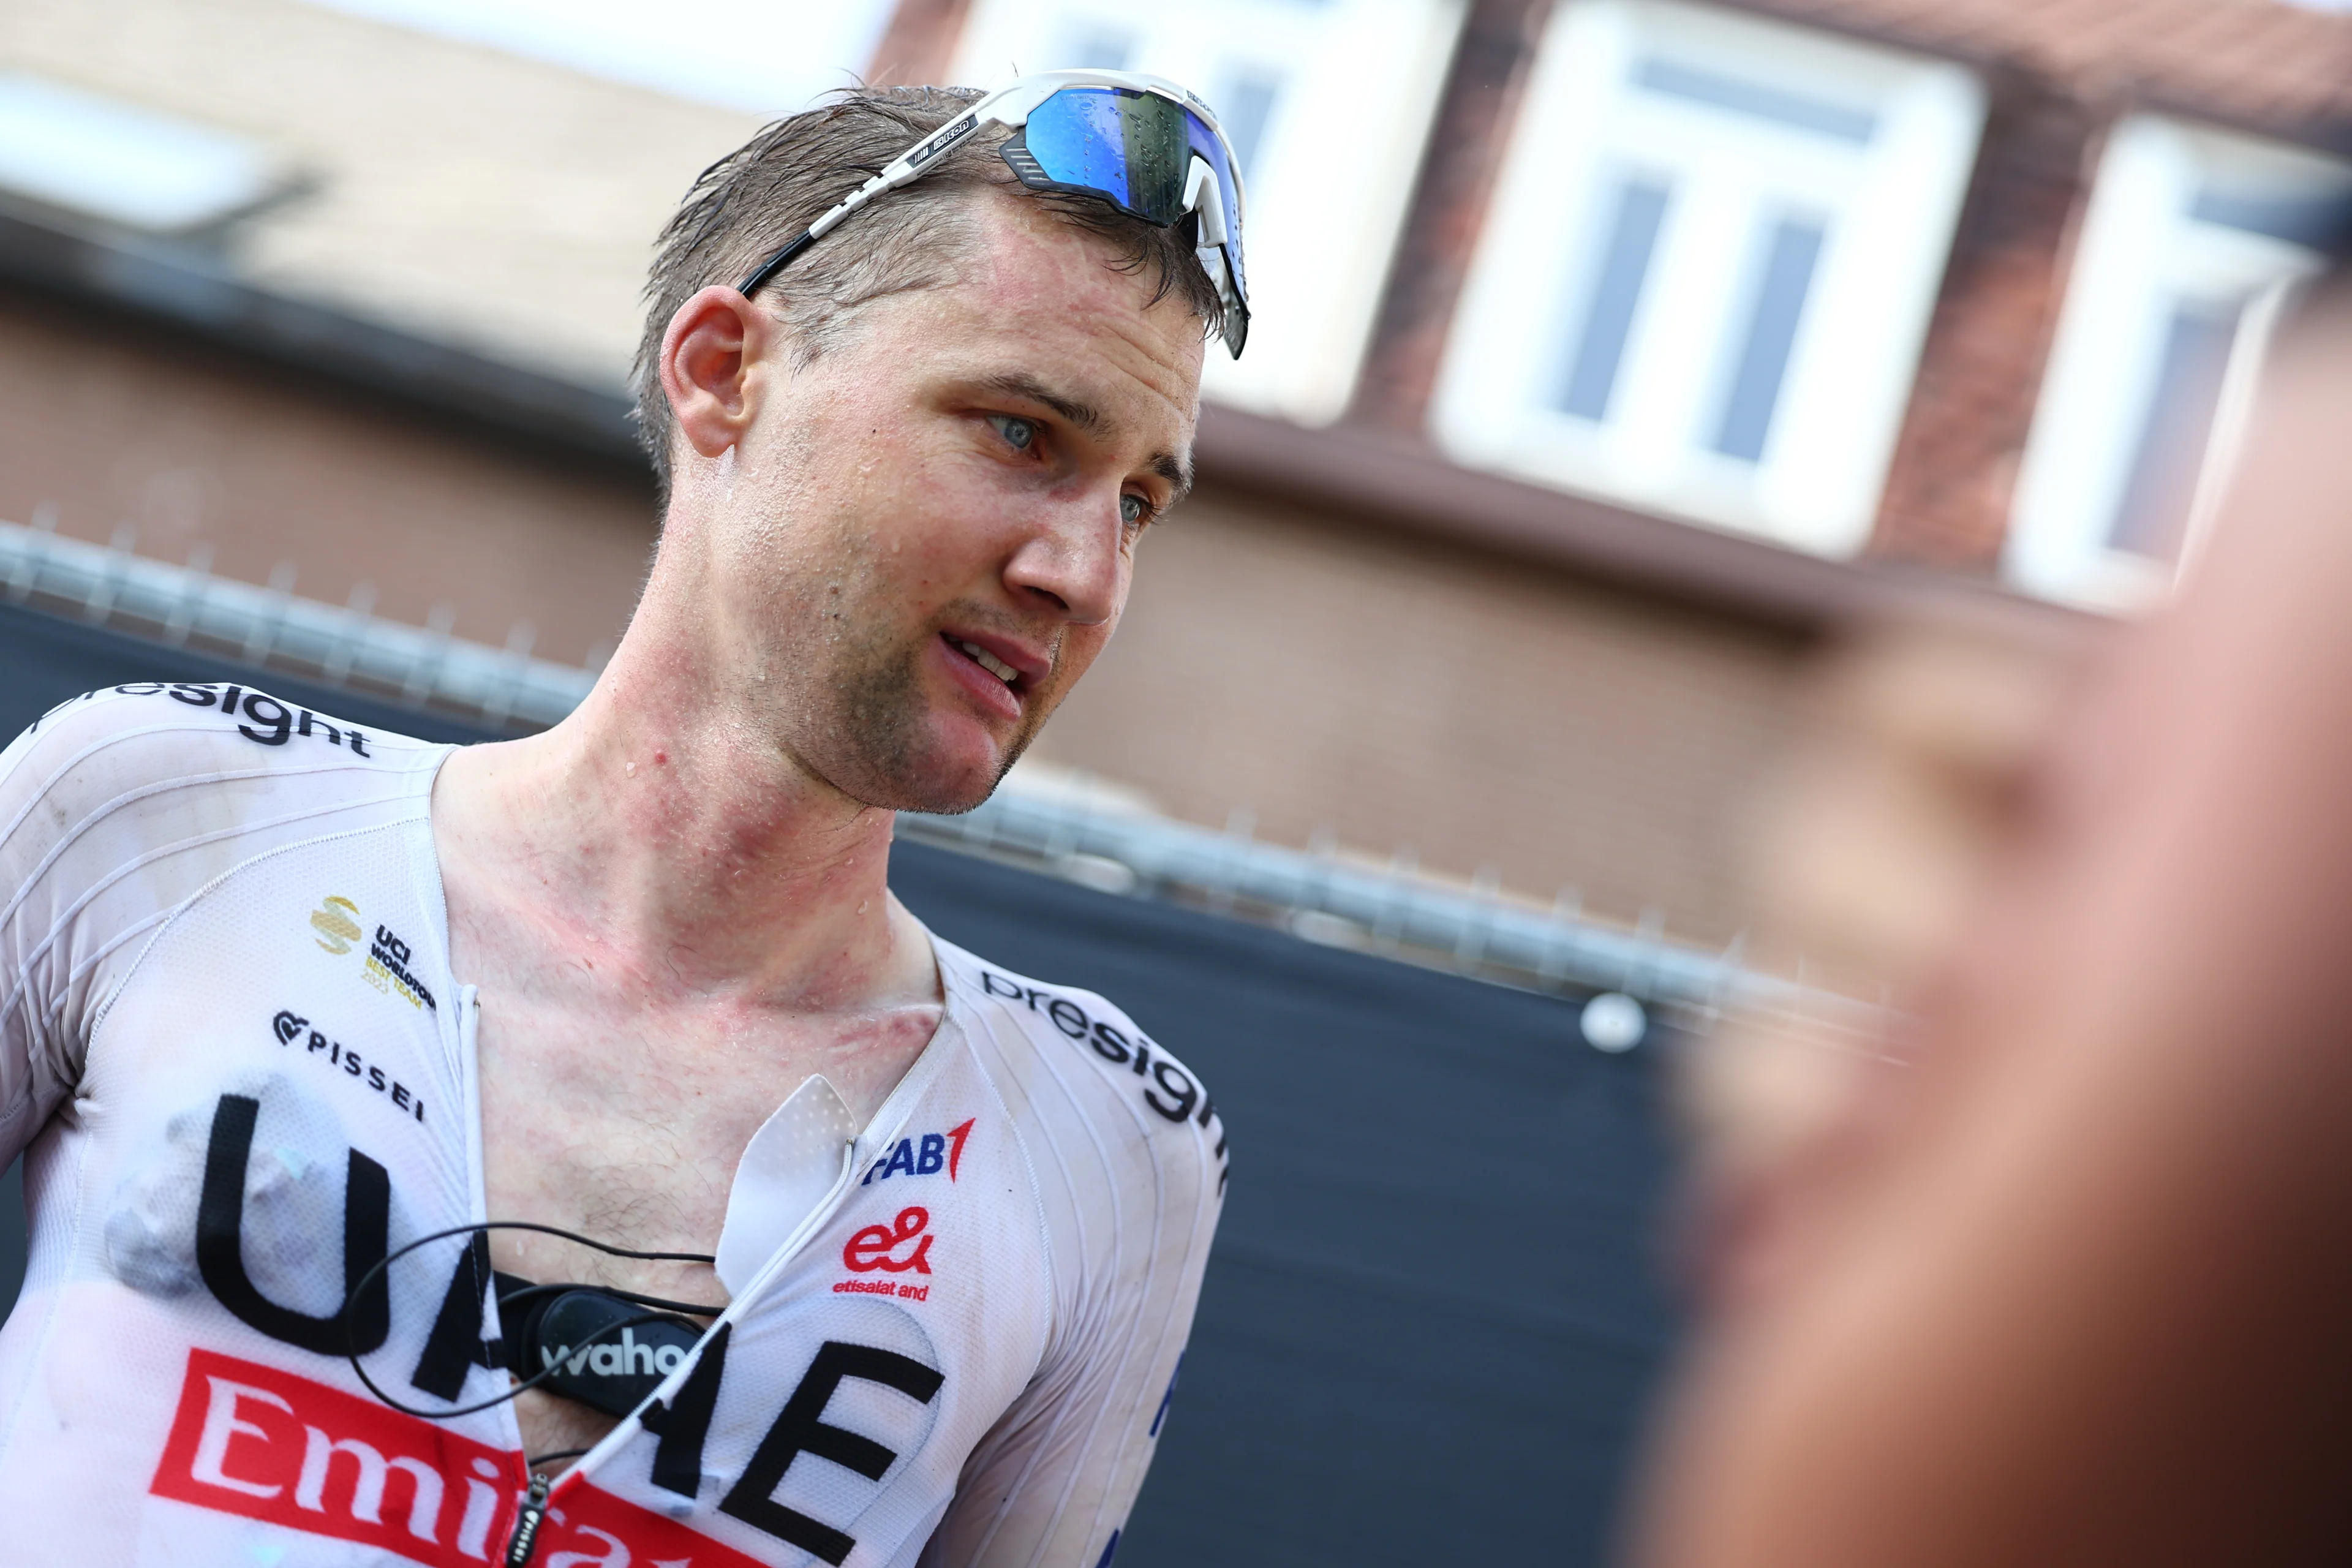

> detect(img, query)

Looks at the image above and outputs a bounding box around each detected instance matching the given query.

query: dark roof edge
[1194,403,2085,639]
[0,206,644,464]
[1730,0,2352,156]
[0,202,2075,636]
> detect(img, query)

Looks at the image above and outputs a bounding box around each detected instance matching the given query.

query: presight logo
[310,896,363,955]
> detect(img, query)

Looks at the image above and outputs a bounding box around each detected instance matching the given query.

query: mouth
[937,630,1045,722]
[951,638,1021,686]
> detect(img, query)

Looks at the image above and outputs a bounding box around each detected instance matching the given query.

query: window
[951,0,1467,426]
[1430,0,1985,556]
[0,72,282,235]
[2006,117,2352,611]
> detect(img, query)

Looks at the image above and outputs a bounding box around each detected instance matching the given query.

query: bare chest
[467,990,940,1461]
[472,994,939,1273]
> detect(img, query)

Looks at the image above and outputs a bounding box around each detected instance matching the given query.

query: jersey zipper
[488,998,954,1534]
[503,1471,552,1566]
[513,1133,865,1521]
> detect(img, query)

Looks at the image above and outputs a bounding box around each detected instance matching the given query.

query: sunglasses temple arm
[735,232,812,297]
[741,106,1016,298]
[1178,157,1249,354]
[1182,159,1229,249]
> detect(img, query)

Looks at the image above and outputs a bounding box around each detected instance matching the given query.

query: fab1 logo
[861,1118,973,1186]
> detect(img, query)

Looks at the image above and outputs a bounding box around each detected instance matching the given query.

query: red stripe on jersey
[150,1349,524,1566]
[149,1348,773,1568]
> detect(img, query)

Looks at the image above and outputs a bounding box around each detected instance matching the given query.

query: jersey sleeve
[0,680,435,1167]
[919,990,1227,1568]
[0,693,139,1163]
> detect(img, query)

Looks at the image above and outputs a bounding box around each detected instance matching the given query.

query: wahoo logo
[311,896,363,956]
[862,1118,974,1185]
[515,1289,703,1418]
[541,1327,688,1379]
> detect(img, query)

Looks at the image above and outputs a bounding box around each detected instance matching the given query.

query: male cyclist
[0,76,1238,1567]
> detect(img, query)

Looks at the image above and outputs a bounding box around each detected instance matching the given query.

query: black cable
[494,1277,724,1319]
[352,1305,703,1419]
[342,1219,728,1420]
[527,1447,595,1469]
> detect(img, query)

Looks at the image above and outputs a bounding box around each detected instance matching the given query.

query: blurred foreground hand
[1635,283,2352,1568]
[1676,618,2082,1313]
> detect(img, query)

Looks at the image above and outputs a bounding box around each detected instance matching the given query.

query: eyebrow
[978,371,1194,503]
[1150,451,1193,505]
[981,371,1105,435]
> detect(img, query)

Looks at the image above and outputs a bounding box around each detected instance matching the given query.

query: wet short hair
[633,85,1226,496]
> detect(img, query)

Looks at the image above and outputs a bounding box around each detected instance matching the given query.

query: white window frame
[2006,116,2351,612]
[949,0,1466,427]
[0,71,284,235]
[1430,0,1984,557]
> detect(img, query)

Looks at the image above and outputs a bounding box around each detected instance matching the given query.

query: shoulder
[2,681,435,795]
[0,684,443,1076]
[936,937,1230,1201]
[0,682,444,892]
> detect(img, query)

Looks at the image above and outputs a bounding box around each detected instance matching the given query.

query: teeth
[957,640,1019,684]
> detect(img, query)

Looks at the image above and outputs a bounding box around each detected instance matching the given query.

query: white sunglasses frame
[736,69,1251,356]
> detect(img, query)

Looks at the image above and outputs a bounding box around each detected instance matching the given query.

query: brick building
[0,0,2346,947]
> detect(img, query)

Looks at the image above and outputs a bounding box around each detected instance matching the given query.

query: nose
[1003,490,1125,626]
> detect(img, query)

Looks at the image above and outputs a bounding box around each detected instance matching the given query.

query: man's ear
[660,285,779,458]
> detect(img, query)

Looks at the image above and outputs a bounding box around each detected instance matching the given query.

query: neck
[434,622,926,1013]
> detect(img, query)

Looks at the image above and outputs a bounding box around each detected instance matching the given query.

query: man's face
[674,192,1204,814]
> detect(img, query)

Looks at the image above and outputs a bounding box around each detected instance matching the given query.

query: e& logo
[842,1208,933,1276]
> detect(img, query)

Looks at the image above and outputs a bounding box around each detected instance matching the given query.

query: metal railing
[0,511,594,728]
[900,784,1833,1022]
[0,511,1873,1033]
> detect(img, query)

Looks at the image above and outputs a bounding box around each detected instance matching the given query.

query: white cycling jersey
[0,684,1227,1568]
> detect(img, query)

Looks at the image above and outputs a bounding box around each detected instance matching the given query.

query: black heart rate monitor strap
[499,1276,707,1417]
[344,1219,725,1422]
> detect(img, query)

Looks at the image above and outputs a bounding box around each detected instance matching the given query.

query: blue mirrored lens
[1022,88,1188,222]
[1009,84,1252,344]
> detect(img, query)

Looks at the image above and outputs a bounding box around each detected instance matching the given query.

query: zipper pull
[503,1472,552,1567]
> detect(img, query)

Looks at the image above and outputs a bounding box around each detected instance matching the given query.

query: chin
[840,729,1015,818]
[810,663,1035,815]
[892,751,1012,817]
[899,781,998,818]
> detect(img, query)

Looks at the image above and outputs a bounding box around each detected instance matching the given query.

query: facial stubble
[799,552,1053,817]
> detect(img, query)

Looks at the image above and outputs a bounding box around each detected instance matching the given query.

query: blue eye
[990,415,1036,451]
[1121,494,1148,526]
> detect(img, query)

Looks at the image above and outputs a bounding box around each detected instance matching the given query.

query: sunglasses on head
[737,70,1251,358]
